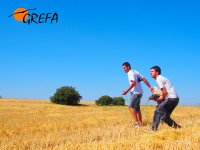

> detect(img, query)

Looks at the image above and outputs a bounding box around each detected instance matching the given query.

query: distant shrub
[95,96,125,106]
[112,97,125,106]
[95,95,113,106]
[50,86,82,105]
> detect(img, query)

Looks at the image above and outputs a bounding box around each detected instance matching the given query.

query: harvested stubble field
[0,99,200,150]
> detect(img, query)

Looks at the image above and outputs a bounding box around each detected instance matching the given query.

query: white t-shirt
[127,70,143,94]
[156,75,179,99]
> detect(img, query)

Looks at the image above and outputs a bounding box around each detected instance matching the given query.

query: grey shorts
[128,93,143,111]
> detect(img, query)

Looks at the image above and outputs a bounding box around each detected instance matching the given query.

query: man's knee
[128,106,139,112]
[128,106,134,111]
[154,109,164,120]
[161,116,167,122]
[155,105,165,116]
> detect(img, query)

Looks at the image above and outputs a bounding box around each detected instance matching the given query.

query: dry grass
[0,98,200,150]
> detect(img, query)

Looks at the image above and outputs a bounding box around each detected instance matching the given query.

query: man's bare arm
[122,80,136,95]
[157,87,167,102]
[142,77,153,91]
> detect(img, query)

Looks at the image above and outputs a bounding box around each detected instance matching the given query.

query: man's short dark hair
[151,66,161,75]
[122,62,131,68]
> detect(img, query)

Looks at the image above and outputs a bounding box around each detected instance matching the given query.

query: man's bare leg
[136,111,142,125]
[128,107,139,123]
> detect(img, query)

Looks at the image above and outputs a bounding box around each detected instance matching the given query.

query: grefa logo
[8,8,58,25]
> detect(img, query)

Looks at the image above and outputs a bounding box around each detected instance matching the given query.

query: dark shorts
[128,93,143,111]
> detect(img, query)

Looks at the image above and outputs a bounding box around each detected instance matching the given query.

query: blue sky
[1,0,200,105]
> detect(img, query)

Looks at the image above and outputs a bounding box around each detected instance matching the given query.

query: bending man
[150,66,181,131]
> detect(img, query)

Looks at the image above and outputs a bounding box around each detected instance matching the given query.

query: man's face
[122,65,130,73]
[150,69,157,78]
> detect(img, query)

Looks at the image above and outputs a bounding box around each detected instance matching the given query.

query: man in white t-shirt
[122,62,153,127]
[150,66,181,131]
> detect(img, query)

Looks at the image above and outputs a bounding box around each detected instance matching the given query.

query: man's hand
[156,87,167,103]
[149,87,154,92]
[157,95,164,103]
[122,90,128,95]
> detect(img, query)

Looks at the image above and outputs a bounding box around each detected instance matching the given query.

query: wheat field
[0,99,200,150]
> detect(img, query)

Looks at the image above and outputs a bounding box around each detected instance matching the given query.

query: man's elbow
[142,77,146,82]
[131,81,136,87]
